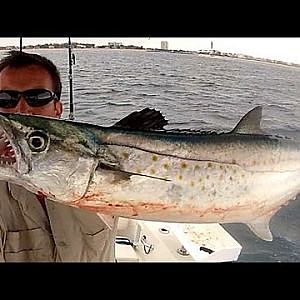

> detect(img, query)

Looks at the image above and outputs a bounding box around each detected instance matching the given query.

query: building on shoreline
[161,41,168,50]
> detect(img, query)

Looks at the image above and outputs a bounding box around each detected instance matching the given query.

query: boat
[115,218,242,262]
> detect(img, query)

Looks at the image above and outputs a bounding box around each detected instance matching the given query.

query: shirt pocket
[81,226,115,261]
[4,227,54,261]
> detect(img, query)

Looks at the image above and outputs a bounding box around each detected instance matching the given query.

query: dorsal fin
[231,106,264,135]
[112,108,168,130]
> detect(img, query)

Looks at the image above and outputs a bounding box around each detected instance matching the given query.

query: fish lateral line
[100,142,253,168]
[100,143,300,174]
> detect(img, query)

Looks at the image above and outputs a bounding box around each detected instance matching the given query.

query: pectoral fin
[97,161,170,182]
[246,215,273,241]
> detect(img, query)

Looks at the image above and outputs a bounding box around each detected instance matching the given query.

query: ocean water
[1,48,300,262]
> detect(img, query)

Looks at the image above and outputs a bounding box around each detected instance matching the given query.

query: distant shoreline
[0,46,299,68]
[197,53,300,68]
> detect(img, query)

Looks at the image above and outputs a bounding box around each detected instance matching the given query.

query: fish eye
[27,130,49,152]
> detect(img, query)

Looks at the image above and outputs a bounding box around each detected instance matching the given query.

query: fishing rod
[68,37,76,120]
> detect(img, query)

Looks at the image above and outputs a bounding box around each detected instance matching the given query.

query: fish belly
[72,157,300,225]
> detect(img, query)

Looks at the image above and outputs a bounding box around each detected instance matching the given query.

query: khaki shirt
[0,181,118,262]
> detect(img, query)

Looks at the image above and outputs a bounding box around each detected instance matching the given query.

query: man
[0,50,118,261]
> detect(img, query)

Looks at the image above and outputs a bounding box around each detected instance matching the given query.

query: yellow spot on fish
[201,186,205,191]
[163,163,169,169]
[194,165,200,170]
[199,178,202,182]
[181,162,187,169]
[178,175,182,180]
[152,155,158,162]
[190,181,194,187]
[135,168,141,174]
[220,165,223,169]
[122,152,129,159]
[207,162,212,168]
[150,169,155,175]
[232,159,236,164]
[206,175,210,179]
[229,176,233,181]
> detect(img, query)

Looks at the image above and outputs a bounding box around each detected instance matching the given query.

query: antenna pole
[68,37,75,120]
[20,37,22,51]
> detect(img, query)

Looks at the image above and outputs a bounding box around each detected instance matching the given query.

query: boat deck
[115,217,242,262]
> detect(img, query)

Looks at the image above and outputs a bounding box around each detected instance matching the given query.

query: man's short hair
[0,50,62,99]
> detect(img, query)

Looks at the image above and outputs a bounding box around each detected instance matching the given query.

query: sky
[0,37,300,64]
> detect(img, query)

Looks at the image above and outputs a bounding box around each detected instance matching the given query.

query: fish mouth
[0,128,16,166]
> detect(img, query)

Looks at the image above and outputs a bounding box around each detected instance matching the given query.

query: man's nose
[15,96,31,113]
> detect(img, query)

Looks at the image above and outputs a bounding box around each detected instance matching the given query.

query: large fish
[0,106,299,241]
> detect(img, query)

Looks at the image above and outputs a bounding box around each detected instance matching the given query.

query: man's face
[0,64,63,118]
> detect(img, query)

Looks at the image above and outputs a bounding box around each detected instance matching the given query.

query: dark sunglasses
[0,89,58,108]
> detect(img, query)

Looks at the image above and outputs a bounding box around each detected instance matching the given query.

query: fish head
[0,113,98,204]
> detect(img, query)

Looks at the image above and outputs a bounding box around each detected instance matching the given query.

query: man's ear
[54,100,63,118]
